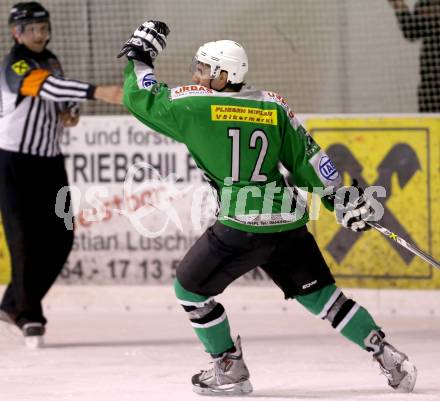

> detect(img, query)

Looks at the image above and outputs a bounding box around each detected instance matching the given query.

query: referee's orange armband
[20,69,51,97]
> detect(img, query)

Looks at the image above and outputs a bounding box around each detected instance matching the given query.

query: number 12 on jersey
[228,128,268,182]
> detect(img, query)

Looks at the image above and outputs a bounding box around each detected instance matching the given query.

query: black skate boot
[365,330,417,392]
[192,336,253,396]
[22,322,45,349]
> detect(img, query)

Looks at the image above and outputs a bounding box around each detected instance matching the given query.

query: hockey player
[0,2,122,348]
[119,21,417,394]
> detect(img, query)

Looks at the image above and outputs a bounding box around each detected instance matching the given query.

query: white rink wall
[1,285,438,318]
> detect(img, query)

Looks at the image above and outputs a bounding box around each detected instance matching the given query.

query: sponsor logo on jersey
[319,155,339,181]
[211,105,278,125]
[302,280,317,290]
[305,133,320,157]
[266,91,295,119]
[11,60,30,76]
[171,85,214,99]
[231,212,300,225]
[142,73,157,88]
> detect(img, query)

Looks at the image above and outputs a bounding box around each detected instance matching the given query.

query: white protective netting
[1,0,439,114]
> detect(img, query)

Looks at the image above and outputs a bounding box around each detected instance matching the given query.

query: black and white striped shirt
[0,44,95,157]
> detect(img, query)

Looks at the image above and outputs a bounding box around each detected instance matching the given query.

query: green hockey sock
[174,278,234,355]
[296,284,380,350]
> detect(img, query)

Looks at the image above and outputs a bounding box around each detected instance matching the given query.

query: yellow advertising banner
[0,214,11,284]
[306,117,440,289]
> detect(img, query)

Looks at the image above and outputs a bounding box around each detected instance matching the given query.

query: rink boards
[0,115,438,288]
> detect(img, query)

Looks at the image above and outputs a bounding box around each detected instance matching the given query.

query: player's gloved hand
[334,179,373,232]
[117,20,170,67]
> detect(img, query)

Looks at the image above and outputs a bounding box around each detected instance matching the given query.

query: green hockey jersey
[123,60,341,233]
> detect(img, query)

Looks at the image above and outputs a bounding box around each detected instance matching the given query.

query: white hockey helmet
[194,40,248,84]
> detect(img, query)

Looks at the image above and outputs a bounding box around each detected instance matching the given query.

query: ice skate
[365,330,417,392]
[192,336,253,396]
[22,323,45,349]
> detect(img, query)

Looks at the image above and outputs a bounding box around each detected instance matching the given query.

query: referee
[0,2,121,347]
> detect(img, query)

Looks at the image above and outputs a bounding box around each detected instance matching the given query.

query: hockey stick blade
[367,221,440,270]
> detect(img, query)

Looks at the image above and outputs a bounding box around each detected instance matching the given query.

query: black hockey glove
[334,179,373,232]
[117,20,170,67]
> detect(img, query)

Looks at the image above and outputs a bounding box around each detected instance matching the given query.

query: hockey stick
[367,221,440,270]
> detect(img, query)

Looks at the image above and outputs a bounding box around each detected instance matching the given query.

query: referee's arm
[20,69,122,104]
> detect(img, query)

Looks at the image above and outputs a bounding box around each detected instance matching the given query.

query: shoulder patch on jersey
[309,150,341,187]
[11,60,31,76]
[318,155,339,181]
[142,73,157,88]
[171,85,215,100]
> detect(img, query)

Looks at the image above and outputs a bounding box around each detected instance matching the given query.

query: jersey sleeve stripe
[39,89,86,102]
[41,76,95,100]
[45,75,90,90]
[40,84,89,98]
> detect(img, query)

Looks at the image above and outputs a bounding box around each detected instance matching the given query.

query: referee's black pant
[0,149,73,328]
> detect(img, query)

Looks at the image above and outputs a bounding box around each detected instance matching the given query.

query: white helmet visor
[190,57,220,81]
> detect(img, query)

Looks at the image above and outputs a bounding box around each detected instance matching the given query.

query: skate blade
[395,361,417,393]
[25,335,44,349]
[193,380,253,396]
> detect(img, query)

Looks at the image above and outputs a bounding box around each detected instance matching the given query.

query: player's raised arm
[118,20,182,142]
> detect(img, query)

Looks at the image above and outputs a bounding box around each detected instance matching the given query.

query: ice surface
[0,308,438,401]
